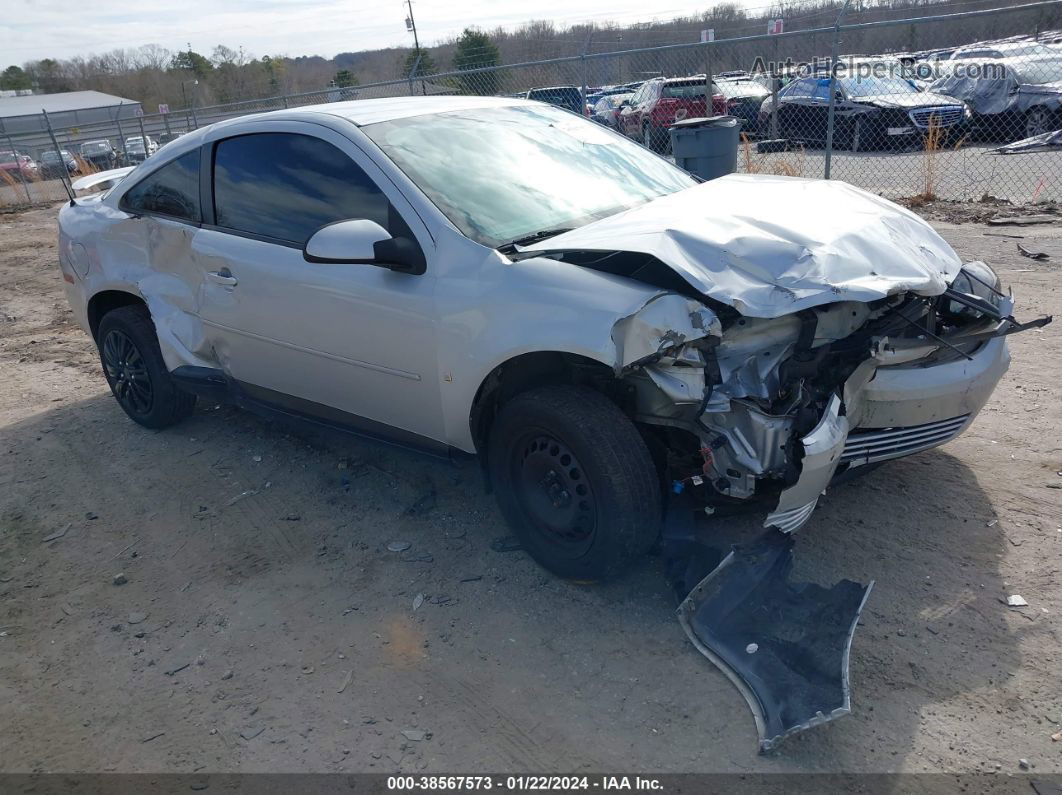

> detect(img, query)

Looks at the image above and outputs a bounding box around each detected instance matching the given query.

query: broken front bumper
[765,332,1010,533]
[851,334,1010,446]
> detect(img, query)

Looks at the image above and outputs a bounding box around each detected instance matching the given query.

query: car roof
[283,95,527,126]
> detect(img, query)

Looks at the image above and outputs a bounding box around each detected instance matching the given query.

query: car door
[776,78,812,138]
[193,122,446,448]
[807,78,836,141]
[635,80,661,133]
[619,83,647,137]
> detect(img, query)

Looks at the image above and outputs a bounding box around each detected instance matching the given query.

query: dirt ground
[0,203,1059,777]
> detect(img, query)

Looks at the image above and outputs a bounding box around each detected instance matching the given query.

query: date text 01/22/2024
[386,776,664,791]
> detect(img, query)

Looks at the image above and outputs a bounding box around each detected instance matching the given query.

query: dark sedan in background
[79,140,118,171]
[715,77,771,133]
[930,57,1062,140]
[759,74,969,150]
[39,149,81,180]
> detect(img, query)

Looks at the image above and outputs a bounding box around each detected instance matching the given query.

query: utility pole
[405,0,426,95]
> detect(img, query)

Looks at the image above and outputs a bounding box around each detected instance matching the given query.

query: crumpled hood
[524,174,963,318]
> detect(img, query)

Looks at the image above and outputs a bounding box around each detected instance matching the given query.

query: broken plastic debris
[387,541,412,552]
[412,593,425,611]
[1006,595,1029,607]
[674,527,872,753]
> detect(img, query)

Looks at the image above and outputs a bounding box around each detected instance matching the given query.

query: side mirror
[303,219,425,275]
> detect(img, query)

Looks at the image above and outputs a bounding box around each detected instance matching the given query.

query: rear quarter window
[120,150,201,223]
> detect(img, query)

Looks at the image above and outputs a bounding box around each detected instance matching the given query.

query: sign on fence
[700,29,715,43]
[158,103,170,114]
[768,18,784,35]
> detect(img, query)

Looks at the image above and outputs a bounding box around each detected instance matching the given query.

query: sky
[2,0,737,64]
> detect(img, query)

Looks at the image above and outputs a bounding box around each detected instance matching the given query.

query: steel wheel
[102,328,153,416]
[510,430,597,559]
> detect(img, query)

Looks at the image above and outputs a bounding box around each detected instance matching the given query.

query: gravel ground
[0,203,1059,777]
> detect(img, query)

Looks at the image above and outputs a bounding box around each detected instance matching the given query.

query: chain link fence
[3,0,1061,211]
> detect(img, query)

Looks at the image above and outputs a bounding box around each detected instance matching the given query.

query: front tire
[848,117,864,152]
[97,305,196,429]
[643,121,669,153]
[487,385,661,582]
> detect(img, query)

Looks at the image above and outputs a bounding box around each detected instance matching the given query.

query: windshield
[840,75,919,97]
[41,151,65,161]
[1016,58,1062,84]
[662,80,718,98]
[82,142,109,153]
[716,80,769,98]
[363,104,697,248]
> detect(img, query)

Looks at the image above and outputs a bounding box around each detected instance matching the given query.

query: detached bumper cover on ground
[669,520,872,753]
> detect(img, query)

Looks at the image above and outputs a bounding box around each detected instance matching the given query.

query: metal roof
[0,90,139,119]
[286,95,524,126]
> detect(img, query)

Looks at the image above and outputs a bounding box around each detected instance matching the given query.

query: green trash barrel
[669,116,740,181]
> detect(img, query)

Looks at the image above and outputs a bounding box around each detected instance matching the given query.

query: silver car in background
[57,96,1049,581]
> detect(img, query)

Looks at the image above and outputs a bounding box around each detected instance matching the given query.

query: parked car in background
[618,76,726,151]
[590,93,633,128]
[39,149,80,179]
[949,40,1060,60]
[158,132,185,146]
[123,135,158,164]
[930,57,1062,139]
[0,150,38,181]
[759,74,968,150]
[525,86,586,115]
[80,140,118,171]
[715,78,771,133]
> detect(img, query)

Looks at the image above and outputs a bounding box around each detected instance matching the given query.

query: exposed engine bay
[601,260,1051,533]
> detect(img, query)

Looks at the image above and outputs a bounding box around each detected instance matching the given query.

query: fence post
[5,132,33,205]
[281,93,289,109]
[138,115,150,162]
[41,110,75,202]
[704,43,713,115]
[581,28,593,111]
[770,77,780,139]
[407,54,422,97]
[824,0,854,180]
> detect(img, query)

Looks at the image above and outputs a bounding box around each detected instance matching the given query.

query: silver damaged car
[58,96,1050,584]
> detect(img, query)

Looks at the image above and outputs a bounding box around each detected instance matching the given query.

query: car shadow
[0,394,1021,772]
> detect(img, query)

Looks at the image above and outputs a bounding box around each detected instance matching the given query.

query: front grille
[908,106,964,129]
[841,414,971,466]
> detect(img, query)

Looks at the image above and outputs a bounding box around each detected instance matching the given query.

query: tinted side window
[212,133,389,245]
[122,150,200,222]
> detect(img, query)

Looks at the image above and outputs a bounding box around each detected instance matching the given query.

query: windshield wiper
[497,228,574,254]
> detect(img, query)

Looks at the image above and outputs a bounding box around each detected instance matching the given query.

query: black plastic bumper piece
[676,530,873,752]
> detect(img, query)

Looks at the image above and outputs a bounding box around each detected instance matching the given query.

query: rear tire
[488,385,661,582]
[643,121,669,153]
[1025,106,1055,139]
[97,305,196,429]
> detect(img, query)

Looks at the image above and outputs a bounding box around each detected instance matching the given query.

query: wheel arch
[468,350,630,462]
[87,289,147,341]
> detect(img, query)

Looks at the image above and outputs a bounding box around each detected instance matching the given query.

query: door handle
[206,269,238,287]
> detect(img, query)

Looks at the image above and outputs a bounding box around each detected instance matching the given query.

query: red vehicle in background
[618,77,727,152]
[0,150,38,182]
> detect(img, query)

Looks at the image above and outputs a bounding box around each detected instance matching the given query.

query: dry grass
[908,117,967,205]
[739,133,807,177]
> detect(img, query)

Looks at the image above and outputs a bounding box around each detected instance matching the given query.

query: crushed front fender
[676,530,873,752]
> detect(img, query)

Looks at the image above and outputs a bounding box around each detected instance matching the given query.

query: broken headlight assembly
[944,260,1004,319]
